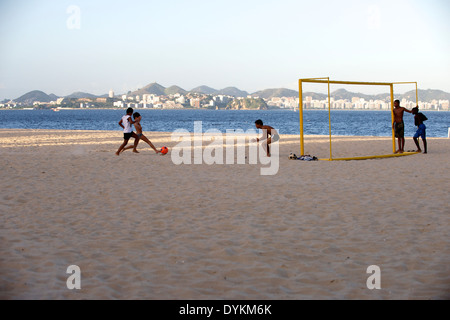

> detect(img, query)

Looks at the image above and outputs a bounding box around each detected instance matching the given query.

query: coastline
[2,108,450,112]
[1,129,449,299]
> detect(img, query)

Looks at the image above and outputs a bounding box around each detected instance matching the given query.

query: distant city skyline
[0,0,449,100]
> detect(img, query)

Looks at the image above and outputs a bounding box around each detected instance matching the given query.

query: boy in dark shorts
[412,106,428,154]
[115,108,139,156]
[393,100,412,154]
[254,119,279,157]
[122,112,160,154]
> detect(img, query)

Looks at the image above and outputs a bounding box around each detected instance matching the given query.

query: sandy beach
[0,128,449,300]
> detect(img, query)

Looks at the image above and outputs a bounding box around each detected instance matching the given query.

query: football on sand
[160,147,168,155]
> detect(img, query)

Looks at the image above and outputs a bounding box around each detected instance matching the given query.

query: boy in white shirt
[115,108,139,156]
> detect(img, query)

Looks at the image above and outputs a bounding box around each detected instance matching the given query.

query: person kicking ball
[116,108,139,156]
[122,112,160,154]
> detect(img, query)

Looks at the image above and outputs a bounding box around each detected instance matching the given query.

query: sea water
[0,109,449,138]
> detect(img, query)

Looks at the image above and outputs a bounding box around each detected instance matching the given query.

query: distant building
[142,94,150,104]
[190,98,201,108]
[57,98,65,105]
[113,101,125,108]
[142,94,159,104]
[163,101,177,109]
[176,96,186,104]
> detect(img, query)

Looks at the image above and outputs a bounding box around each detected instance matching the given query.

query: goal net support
[298,77,420,161]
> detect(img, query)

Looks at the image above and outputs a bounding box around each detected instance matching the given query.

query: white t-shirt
[122,115,133,133]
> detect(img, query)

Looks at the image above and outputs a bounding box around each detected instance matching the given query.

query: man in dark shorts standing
[412,106,428,154]
[393,100,412,154]
[115,107,139,156]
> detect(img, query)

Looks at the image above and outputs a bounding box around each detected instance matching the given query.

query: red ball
[160,146,168,155]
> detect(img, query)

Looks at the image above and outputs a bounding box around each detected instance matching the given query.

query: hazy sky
[0,0,449,99]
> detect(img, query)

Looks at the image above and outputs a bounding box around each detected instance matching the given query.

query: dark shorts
[124,132,134,140]
[394,122,404,138]
[137,133,143,138]
[414,124,426,139]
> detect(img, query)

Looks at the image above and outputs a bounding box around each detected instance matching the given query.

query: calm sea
[0,109,449,137]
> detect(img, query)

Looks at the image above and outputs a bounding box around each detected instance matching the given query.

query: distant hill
[302,92,328,100]
[190,85,218,95]
[130,83,166,96]
[374,93,391,100]
[217,87,249,98]
[402,89,450,102]
[15,90,57,104]
[66,92,98,99]
[252,88,387,100]
[165,85,187,95]
[331,89,375,101]
[48,93,59,101]
[12,84,450,105]
[129,83,249,97]
[252,88,298,99]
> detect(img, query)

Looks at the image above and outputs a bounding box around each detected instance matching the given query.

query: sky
[0,0,449,100]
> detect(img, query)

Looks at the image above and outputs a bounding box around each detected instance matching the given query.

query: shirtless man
[393,100,412,154]
[122,112,160,154]
[254,119,279,157]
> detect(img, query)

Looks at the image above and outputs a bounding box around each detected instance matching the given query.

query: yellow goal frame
[299,77,420,161]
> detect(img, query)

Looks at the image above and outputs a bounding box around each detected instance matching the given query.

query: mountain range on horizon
[8,82,450,105]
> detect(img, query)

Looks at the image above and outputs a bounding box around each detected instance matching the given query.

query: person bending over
[254,119,279,157]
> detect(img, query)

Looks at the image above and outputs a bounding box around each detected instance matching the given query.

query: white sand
[0,129,449,300]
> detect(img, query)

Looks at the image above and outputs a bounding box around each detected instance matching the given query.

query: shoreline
[1,108,449,112]
[1,128,448,140]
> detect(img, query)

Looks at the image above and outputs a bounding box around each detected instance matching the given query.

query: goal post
[298,77,420,161]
